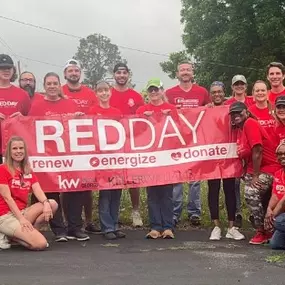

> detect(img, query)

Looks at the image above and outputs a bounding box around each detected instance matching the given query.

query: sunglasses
[148,86,160,93]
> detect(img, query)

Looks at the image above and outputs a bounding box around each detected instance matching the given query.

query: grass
[90,181,252,230]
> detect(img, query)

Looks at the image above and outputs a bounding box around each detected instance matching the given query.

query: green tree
[161,0,285,93]
[74,34,127,88]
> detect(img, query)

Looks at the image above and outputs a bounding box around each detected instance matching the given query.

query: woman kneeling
[0,136,58,250]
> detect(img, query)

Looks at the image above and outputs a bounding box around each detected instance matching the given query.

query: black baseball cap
[113,63,129,73]
[0,54,14,68]
[275,95,285,107]
[229,101,247,114]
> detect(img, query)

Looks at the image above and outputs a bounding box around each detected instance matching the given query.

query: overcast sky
[0,0,184,91]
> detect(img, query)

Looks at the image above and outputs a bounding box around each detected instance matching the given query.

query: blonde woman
[0,136,58,250]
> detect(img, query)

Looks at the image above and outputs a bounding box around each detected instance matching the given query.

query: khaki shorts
[0,210,25,237]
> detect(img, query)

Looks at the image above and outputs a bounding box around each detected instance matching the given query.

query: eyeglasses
[20,78,34,83]
[210,90,224,95]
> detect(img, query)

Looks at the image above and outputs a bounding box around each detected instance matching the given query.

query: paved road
[0,229,284,285]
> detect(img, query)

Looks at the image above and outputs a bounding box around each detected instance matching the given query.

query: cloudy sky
[0,0,184,91]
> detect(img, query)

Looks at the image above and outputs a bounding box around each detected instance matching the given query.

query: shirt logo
[0,101,18,107]
[128,98,135,107]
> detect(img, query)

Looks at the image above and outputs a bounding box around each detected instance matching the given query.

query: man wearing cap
[0,54,31,249]
[19,71,43,102]
[165,61,210,227]
[62,59,100,235]
[110,63,144,227]
[229,101,280,244]
[266,62,285,105]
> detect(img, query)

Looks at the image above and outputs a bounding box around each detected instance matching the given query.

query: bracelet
[42,199,49,204]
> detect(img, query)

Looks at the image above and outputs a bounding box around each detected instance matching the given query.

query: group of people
[0,52,285,251]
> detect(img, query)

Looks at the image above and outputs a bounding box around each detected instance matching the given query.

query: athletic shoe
[162,229,174,239]
[132,210,143,227]
[67,230,90,241]
[55,234,68,242]
[104,232,117,240]
[145,230,161,239]
[249,230,268,245]
[114,230,126,239]
[209,226,222,241]
[225,227,245,240]
[0,233,11,249]
[85,223,101,235]
[189,215,201,226]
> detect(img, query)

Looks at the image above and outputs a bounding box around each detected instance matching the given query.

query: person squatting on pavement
[29,72,90,242]
[229,101,280,244]
[0,136,58,250]
[137,78,177,239]
[207,81,245,241]
[89,80,126,240]
[166,61,210,227]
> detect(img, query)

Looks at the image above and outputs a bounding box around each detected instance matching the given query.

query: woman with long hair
[274,95,285,143]
[229,101,280,244]
[0,136,57,250]
[207,82,245,241]
[248,80,275,135]
[29,72,89,242]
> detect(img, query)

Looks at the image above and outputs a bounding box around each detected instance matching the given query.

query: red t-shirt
[248,105,275,134]
[268,89,285,105]
[0,165,38,216]
[62,84,97,113]
[88,105,122,116]
[237,118,280,175]
[274,123,285,144]
[110,88,144,115]
[31,92,44,103]
[165,84,210,109]
[29,98,78,116]
[0,85,31,116]
[136,102,177,114]
[272,169,285,201]
[224,96,254,107]
[0,85,31,154]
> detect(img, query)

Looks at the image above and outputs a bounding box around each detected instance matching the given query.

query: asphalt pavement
[1,229,285,285]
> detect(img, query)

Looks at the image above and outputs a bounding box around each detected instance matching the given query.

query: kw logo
[58,175,80,189]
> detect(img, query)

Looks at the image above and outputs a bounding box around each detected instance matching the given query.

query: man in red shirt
[165,61,210,226]
[19,71,43,102]
[110,63,144,227]
[0,54,31,162]
[267,62,285,105]
[62,59,100,234]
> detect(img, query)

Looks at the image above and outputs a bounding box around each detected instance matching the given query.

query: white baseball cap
[64,59,81,71]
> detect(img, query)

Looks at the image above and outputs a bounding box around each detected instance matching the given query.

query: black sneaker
[55,234,68,242]
[189,215,201,226]
[104,232,117,240]
[85,223,101,235]
[114,230,126,239]
[67,230,90,241]
[234,213,243,228]
[248,215,255,228]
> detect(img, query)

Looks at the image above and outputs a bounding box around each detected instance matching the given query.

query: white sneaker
[132,210,143,227]
[209,226,222,240]
[0,232,11,250]
[226,227,245,240]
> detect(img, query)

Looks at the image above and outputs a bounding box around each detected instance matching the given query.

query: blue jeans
[99,190,122,233]
[270,213,285,250]
[235,178,241,214]
[173,181,201,221]
[147,184,173,231]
